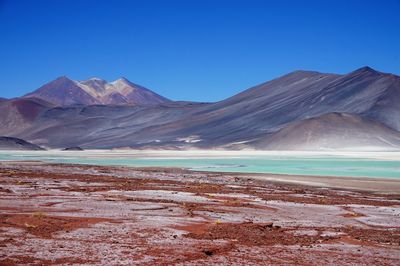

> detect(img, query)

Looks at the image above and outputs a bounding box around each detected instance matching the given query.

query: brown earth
[0,162,399,265]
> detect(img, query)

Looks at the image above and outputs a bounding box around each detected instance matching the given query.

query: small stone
[203,250,213,256]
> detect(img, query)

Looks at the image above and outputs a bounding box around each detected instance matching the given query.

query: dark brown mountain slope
[0,136,45,150]
[0,66,399,150]
[250,113,400,151]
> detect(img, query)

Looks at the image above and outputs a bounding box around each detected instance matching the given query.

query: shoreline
[1,149,400,181]
[2,160,400,193]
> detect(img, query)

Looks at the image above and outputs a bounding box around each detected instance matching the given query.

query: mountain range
[23,76,170,106]
[0,66,399,151]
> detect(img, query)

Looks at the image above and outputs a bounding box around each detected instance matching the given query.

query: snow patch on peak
[80,78,107,85]
[25,75,169,106]
[89,77,104,81]
[76,77,141,102]
[111,77,131,85]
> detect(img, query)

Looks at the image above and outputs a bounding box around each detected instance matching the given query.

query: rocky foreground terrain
[0,162,399,265]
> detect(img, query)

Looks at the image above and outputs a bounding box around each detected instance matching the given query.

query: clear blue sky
[0,0,399,101]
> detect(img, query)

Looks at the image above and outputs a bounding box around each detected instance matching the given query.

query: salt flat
[0,162,399,265]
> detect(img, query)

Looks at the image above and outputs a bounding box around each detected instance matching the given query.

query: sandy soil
[0,161,399,265]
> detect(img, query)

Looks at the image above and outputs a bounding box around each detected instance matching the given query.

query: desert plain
[0,158,399,265]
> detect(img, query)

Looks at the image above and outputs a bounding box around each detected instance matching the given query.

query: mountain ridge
[1,66,399,150]
[23,76,171,106]
[251,112,400,151]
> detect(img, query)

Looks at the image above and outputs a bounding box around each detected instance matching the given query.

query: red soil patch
[12,99,45,121]
[343,227,400,245]
[0,213,112,238]
[0,256,94,266]
[181,221,323,246]
[144,242,237,265]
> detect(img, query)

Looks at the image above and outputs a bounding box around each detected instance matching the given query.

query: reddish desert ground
[0,161,399,265]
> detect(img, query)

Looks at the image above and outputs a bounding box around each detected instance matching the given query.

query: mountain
[1,66,399,150]
[0,136,45,150]
[12,103,204,148]
[23,76,171,106]
[251,113,400,151]
[23,76,98,106]
[0,98,54,137]
[162,66,400,147]
[79,77,170,105]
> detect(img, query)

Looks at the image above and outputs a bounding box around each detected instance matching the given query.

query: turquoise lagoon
[0,150,399,179]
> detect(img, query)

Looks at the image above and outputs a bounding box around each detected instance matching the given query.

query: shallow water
[0,150,400,179]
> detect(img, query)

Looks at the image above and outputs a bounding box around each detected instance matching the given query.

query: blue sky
[0,0,399,101]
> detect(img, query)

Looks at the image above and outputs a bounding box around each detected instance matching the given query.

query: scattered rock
[62,146,84,151]
[203,250,213,256]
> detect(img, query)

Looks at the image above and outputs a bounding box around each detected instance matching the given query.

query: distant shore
[241,172,400,193]
[1,149,400,193]
[2,159,400,193]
